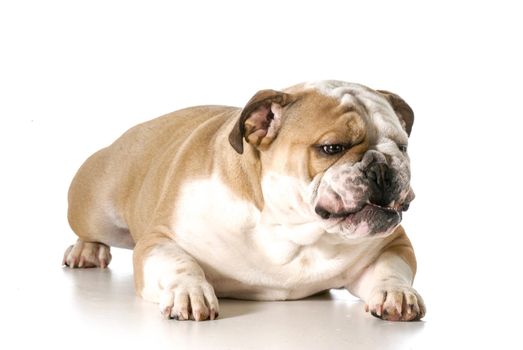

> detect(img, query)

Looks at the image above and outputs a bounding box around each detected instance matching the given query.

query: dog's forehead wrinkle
[307,80,387,108]
[306,80,405,142]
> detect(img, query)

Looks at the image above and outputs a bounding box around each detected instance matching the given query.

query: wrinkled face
[242,81,415,239]
[303,82,414,238]
[312,146,414,238]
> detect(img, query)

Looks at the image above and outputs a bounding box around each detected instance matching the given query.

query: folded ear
[229,89,295,154]
[377,90,414,137]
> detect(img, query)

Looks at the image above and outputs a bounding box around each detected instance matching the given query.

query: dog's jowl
[63,80,425,322]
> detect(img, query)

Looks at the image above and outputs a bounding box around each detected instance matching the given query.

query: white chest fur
[171,175,381,300]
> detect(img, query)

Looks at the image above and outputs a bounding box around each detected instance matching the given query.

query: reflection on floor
[2,248,425,350]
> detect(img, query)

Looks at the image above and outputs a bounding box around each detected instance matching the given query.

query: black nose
[366,162,392,190]
[365,161,392,206]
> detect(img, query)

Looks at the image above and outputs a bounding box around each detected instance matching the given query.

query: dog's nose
[366,161,392,192]
[364,154,392,207]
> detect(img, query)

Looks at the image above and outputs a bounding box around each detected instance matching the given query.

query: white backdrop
[1,1,522,348]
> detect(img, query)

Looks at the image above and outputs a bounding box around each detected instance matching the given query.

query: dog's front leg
[133,233,219,321]
[347,230,426,321]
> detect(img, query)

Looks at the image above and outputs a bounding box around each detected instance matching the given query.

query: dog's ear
[229,89,295,154]
[377,90,414,137]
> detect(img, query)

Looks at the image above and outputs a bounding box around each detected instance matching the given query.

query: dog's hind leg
[63,148,134,268]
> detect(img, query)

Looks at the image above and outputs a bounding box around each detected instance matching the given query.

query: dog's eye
[399,144,408,152]
[320,144,346,155]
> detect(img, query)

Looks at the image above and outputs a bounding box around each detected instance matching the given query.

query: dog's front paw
[365,285,425,321]
[159,278,219,321]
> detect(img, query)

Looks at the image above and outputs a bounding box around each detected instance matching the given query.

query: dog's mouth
[316,202,403,236]
[315,202,402,220]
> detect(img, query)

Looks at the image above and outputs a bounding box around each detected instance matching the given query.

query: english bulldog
[63,80,425,322]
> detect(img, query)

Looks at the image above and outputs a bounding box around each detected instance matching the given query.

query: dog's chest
[171,177,376,299]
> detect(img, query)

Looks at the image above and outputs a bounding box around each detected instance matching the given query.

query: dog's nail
[100,259,107,268]
[78,257,84,268]
[210,309,218,320]
[194,310,203,321]
[181,309,189,320]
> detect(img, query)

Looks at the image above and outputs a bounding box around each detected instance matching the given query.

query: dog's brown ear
[377,90,414,137]
[229,89,294,154]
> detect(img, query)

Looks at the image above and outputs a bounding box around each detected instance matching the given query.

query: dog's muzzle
[313,150,413,236]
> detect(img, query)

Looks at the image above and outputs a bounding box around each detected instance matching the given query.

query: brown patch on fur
[382,225,417,276]
[274,91,371,179]
[300,256,310,268]
[232,88,373,183]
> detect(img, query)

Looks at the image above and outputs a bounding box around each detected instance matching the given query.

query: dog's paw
[62,240,112,268]
[159,278,219,321]
[365,285,425,321]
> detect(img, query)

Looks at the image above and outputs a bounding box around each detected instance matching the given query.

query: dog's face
[229,81,415,238]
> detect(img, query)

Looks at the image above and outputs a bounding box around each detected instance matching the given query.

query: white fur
[348,251,414,300]
[141,244,197,302]
[142,243,219,319]
[169,174,389,300]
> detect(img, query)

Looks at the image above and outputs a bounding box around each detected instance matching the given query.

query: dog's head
[229,81,414,239]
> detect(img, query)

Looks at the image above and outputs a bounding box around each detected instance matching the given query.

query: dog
[63,80,425,322]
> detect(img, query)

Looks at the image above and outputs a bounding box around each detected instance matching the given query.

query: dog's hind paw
[62,240,112,268]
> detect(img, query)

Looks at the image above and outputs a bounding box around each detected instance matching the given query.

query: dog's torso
[84,104,399,300]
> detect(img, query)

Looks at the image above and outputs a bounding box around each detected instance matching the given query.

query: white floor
[1,248,423,350]
[2,241,519,350]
